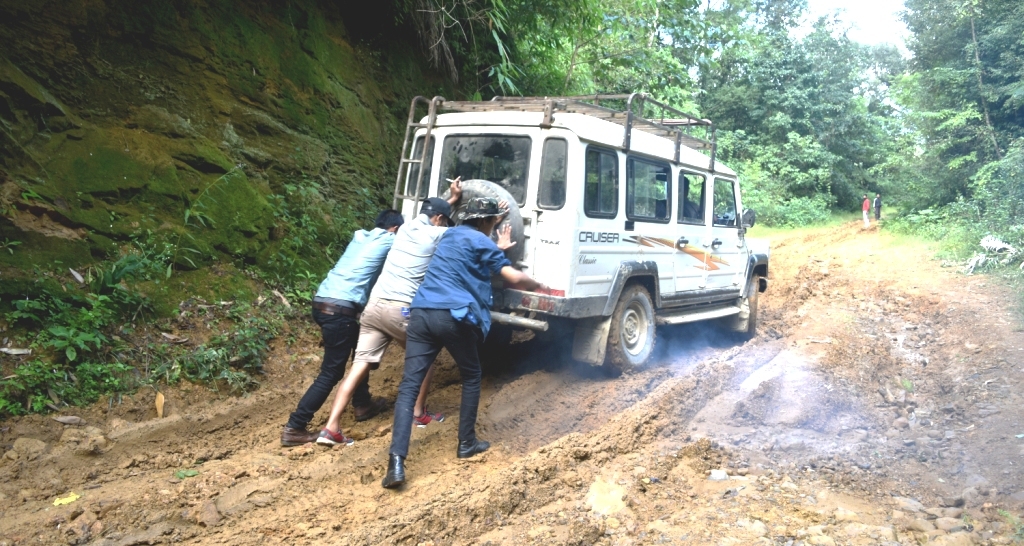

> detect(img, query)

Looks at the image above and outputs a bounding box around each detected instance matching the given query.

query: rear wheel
[605,284,656,374]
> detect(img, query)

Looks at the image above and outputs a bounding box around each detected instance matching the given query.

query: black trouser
[389,308,484,458]
[286,307,370,430]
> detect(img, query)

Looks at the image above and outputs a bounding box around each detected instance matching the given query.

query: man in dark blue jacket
[382,197,546,488]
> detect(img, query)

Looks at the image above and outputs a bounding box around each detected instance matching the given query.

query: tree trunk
[970,17,1003,160]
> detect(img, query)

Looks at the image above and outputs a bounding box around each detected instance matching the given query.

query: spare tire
[442,179,526,265]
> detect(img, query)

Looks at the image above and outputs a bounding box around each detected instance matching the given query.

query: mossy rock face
[0,0,446,306]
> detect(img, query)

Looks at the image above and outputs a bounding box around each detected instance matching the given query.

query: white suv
[392,94,769,372]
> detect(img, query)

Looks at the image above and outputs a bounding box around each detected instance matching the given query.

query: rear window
[439,135,532,205]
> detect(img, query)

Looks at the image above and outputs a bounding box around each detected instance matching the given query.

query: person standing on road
[316,182,464,447]
[862,194,871,228]
[873,193,882,221]
[382,197,547,488]
[281,209,404,447]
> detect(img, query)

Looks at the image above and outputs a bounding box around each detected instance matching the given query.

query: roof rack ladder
[392,96,444,211]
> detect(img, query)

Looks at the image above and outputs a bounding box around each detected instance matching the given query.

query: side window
[538,138,567,209]
[626,157,670,222]
[584,147,618,218]
[712,178,738,227]
[678,172,706,224]
[405,136,434,199]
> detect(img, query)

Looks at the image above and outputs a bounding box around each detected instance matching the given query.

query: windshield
[439,135,532,204]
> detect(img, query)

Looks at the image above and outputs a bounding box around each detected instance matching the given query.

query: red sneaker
[316,428,354,446]
[414,409,445,428]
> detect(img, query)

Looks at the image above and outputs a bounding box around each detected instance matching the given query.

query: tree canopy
[395,0,1021,244]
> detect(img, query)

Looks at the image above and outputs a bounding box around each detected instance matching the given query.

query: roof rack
[443,94,716,166]
[392,93,717,210]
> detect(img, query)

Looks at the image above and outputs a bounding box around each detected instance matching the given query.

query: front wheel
[605,284,656,374]
[725,275,759,340]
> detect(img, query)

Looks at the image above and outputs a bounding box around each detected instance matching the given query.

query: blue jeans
[389,308,483,458]
[286,307,370,430]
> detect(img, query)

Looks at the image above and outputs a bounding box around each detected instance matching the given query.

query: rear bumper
[496,289,606,319]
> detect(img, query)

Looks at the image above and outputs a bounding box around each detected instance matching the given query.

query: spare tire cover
[441,179,526,265]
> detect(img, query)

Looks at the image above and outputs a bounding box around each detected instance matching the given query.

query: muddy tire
[725,275,759,340]
[442,179,525,265]
[605,284,656,374]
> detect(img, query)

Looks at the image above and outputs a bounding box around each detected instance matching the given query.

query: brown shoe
[281,426,318,447]
[353,397,389,422]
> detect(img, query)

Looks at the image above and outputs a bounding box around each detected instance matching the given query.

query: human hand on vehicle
[496,223,517,250]
[497,199,510,219]
[446,177,463,205]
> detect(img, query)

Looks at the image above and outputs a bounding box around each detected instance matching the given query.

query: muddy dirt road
[3,222,1024,545]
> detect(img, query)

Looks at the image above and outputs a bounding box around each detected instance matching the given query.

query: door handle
[676,237,689,246]
[711,238,723,248]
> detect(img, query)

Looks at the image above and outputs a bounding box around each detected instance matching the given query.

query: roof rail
[438,93,716,170]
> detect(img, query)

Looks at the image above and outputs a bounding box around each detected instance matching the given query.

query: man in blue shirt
[281,209,404,447]
[382,197,547,488]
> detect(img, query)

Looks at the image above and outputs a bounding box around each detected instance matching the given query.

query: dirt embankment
[2,221,1024,545]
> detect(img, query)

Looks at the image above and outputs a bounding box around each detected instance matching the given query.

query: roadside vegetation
[0,247,293,415]
[417,0,1023,266]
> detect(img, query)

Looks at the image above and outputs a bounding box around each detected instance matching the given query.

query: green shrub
[0,251,284,416]
[151,305,280,393]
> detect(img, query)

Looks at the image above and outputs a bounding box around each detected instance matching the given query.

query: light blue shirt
[315,228,395,308]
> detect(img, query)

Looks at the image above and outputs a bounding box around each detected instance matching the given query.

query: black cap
[420,198,452,222]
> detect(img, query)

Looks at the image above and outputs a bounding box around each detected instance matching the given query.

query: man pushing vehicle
[316,179,485,446]
[382,196,547,488]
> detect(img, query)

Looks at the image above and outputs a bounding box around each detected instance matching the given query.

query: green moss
[0,227,92,270]
[1,0,449,303]
[135,263,258,316]
[65,147,151,194]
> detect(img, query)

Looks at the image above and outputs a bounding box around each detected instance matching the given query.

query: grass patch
[746,210,861,239]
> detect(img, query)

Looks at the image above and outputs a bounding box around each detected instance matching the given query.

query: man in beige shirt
[316,181,463,446]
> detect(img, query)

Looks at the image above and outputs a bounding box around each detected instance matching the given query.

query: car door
[705,177,745,292]
[674,170,712,292]
[624,156,674,297]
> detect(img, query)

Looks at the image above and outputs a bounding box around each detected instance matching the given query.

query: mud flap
[572,316,614,366]
[726,297,750,332]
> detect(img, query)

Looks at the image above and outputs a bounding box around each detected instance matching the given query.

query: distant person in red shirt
[862,194,870,228]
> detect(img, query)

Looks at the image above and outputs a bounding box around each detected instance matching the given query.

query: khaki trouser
[353,298,409,369]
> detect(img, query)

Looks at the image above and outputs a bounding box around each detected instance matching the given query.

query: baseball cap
[420,197,452,223]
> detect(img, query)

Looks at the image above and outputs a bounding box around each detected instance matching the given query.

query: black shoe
[457,439,490,459]
[381,454,405,489]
